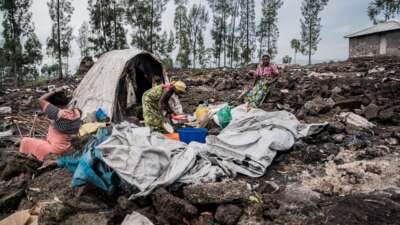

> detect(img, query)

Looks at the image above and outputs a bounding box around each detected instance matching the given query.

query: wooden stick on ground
[13,120,23,138]
[29,114,38,137]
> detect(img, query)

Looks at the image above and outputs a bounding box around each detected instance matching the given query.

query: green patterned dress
[244,79,270,108]
[142,85,165,132]
[244,64,278,108]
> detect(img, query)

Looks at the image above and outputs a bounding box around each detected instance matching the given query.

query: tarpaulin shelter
[72,49,181,122]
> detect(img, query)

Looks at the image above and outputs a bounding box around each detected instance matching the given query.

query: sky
[7,0,400,71]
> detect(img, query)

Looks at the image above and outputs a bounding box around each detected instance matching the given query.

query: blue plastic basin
[178,128,208,144]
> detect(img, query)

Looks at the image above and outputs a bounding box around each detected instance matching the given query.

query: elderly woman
[244,54,279,108]
[142,81,187,132]
[19,87,81,161]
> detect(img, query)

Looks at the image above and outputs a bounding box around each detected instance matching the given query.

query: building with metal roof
[345,21,400,58]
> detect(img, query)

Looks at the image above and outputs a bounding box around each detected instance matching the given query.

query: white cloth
[99,105,327,198]
[121,211,154,225]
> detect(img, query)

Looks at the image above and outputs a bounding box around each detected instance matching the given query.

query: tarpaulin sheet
[99,105,326,198]
[57,128,115,192]
[121,211,154,225]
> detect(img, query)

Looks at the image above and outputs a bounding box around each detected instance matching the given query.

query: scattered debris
[215,204,242,225]
[1,56,400,225]
[303,97,335,115]
[338,112,376,129]
[183,181,251,204]
[0,107,11,115]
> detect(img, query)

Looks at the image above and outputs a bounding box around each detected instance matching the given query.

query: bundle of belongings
[58,104,326,198]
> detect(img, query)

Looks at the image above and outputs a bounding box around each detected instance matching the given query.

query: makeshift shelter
[72,49,181,122]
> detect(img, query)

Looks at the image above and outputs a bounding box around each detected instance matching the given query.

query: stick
[29,114,38,137]
[13,120,23,138]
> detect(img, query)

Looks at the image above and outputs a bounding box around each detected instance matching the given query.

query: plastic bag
[194,106,209,128]
[217,105,232,129]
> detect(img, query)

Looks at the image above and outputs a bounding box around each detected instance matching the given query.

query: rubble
[183,181,251,204]
[363,103,379,119]
[1,56,400,224]
[338,112,376,129]
[0,107,11,115]
[215,205,242,225]
[303,97,335,115]
[151,188,198,223]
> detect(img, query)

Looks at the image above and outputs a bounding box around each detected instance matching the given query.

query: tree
[157,30,175,57]
[152,30,174,69]
[166,30,175,54]
[257,0,283,60]
[208,0,233,67]
[47,0,74,79]
[88,0,127,56]
[125,0,169,54]
[368,0,400,24]
[300,0,329,65]
[24,31,43,80]
[41,64,59,78]
[239,0,256,65]
[77,21,91,58]
[282,55,292,64]
[227,0,240,68]
[188,4,209,69]
[174,0,190,68]
[290,38,301,64]
[1,0,41,85]
[197,30,207,68]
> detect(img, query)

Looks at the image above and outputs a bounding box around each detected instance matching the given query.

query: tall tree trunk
[218,17,223,67]
[100,0,107,51]
[259,34,264,59]
[10,7,18,86]
[246,0,249,63]
[267,23,271,57]
[113,0,117,49]
[150,0,154,53]
[193,33,197,69]
[223,11,226,68]
[230,1,238,68]
[57,0,63,79]
[66,56,69,76]
[308,23,312,65]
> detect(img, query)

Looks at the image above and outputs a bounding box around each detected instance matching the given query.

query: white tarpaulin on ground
[121,212,154,225]
[98,105,326,198]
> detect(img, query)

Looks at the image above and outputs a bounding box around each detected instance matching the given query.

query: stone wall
[349,35,380,58]
[386,31,400,57]
[349,30,400,58]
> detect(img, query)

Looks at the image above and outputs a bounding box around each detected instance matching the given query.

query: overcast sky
[19,0,400,71]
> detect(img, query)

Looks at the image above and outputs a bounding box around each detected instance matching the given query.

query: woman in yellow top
[142,81,187,132]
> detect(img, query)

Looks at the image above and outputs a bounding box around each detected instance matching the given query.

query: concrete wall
[349,30,400,58]
[349,35,380,58]
[386,31,400,56]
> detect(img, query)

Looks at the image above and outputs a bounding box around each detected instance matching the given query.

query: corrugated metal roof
[345,21,400,38]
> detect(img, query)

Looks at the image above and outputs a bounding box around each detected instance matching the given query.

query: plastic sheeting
[57,128,116,192]
[121,212,154,225]
[98,123,224,197]
[99,105,327,198]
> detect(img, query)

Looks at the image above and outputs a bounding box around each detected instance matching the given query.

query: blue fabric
[57,128,115,192]
[96,107,107,121]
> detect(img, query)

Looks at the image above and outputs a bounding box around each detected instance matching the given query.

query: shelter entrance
[115,53,165,121]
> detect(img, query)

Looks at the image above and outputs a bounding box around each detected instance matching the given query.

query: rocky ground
[0,56,400,225]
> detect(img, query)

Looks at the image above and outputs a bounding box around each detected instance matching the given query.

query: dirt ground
[0,56,400,225]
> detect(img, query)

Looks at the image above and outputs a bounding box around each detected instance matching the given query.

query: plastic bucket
[178,128,208,144]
